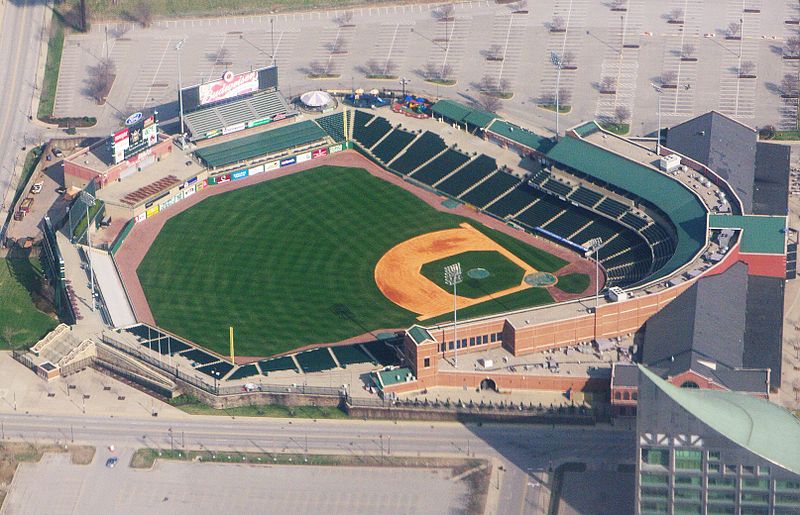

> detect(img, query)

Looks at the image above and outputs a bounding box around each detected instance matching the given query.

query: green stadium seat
[411,150,471,186]
[438,155,497,197]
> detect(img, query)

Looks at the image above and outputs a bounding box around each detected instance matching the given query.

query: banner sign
[312,148,328,159]
[111,114,158,164]
[329,144,343,154]
[183,185,196,198]
[196,179,208,191]
[205,129,222,139]
[199,70,259,105]
[279,157,296,167]
[215,173,231,184]
[247,117,273,129]
[249,164,265,175]
[231,169,248,181]
[222,122,246,135]
[296,152,312,164]
[145,205,159,218]
[265,161,280,172]
[134,212,147,223]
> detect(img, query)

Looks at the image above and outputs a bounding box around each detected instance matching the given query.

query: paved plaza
[2,451,470,515]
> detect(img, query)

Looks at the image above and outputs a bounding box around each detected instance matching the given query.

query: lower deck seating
[596,197,629,218]
[362,341,399,366]
[372,129,416,163]
[295,348,337,373]
[486,186,537,218]
[180,348,219,365]
[353,114,391,149]
[515,195,565,228]
[437,155,497,197]
[621,212,649,230]
[541,209,593,239]
[227,363,260,381]
[196,361,234,378]
[542,178,573,197]
[331,344,374,367]
[258,356,297,374]
[411,149,470,186]
[460,171,520,207]
[391,132,447,174]
[569,186,603,208]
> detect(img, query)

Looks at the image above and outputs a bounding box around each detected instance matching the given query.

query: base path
[375,223,538,319]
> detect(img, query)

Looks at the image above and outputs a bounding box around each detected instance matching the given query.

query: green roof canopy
[431,99,496,129]
[486,119,556,154]
[709,214,787,254]
[640,365,800,475]
[194,120,327,168]
[407,325,434,345]
[546,134,708,280]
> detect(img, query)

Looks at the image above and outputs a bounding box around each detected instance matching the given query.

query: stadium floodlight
[587,237,603,334]
[650,82,662,155]
[444,262,463,367]
[399,77,411,99]
[175,39,186,140]
[550,51,564,138]
[80,191,97,312]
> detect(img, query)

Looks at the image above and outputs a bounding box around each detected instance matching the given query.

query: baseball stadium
[51,66,788,397]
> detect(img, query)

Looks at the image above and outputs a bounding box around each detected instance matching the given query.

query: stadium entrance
[480,378,497,391]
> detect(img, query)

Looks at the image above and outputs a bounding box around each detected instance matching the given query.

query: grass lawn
[538,104,571,114]
[420,250,524,299]
[554,272,590,294]
[769,130,800,141]
[37,11,64,121]
[138,166,567,356]
[0,258,58,349]
[599,122,630,135]
[168,395,347,419]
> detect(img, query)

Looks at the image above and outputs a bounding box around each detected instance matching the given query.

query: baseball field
[137,165,587,357]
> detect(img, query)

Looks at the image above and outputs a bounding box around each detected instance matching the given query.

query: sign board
[279,157,296,167]
[134,212,147,223]
[329,144,343,154]
[125,112,143,126]
[249,164,265,175]
[296,152,312,164]
[222,122,246,135]
[231,169,248,181]
[111,114,159,164]
[145,205,159,218]
[199,71,259,106]
[264,161,280,172]
[312,148,328,159]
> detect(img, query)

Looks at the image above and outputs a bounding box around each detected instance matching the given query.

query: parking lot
[52,0,792,136]
[2,451,469,514]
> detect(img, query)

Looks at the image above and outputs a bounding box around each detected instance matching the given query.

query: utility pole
[444,263,463,367]
[175,40,185,140]
[270,18,275,66]
[550,51,564,139]
[650,82,662,155]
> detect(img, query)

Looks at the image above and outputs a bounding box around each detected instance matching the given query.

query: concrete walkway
[90,247,136,328]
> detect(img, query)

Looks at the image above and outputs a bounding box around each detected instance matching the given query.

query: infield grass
[420,251,524,299]
[138,166,566,356]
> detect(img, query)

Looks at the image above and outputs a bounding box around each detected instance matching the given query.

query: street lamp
[550,51,564,138]
[80,191,97,311]
[175,40,185,141]
[587,237,603,337]
[650,82,662,155]
[444,263,462,367]
[399,77,410,99]
[212,370,220,393]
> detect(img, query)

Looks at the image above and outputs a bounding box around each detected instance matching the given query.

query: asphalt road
[0,0,49,240]
[0,411,635,514]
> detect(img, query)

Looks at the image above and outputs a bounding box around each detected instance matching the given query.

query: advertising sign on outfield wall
[196,179,208,191]
[328,144,343,154]
[231,169,249,181]
[312,148,328,159]
[280,157,296,167]
[264,161,280,172]
[247,117,272,129]
[145,205,159,218]
[183,185,196,198]
[222,122,246,136]
[296,152,312,164]
[249,164,265,175]
[134,212,146,223]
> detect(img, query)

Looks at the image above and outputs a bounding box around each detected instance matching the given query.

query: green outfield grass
[555,272,590,294]
[137,166,569,356]
[420,251,524,299]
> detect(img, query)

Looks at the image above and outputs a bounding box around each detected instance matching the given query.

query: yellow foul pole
[229,326,235,363]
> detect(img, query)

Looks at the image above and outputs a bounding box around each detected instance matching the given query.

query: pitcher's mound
[467,267,490,279]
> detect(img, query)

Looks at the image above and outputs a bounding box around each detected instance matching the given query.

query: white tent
[300,90,333,108]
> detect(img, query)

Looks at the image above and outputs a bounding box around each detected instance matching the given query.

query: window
[495,332,503,342]
[640,473,668,486]
[675,476,702,487]
[708,463,721,474]
[775,493,800,506]
[461,338,467,348]
[777,480,800,491]
[707,504,737,515]
[675,450,703,471]
[614,392,622,400]
[623,391,630,400]
[640,500,669,514]
[742,465,755,475]
[449,341,454,350]
[440,343,446,352]
[742,478,769,490]
[423,357,430,368]
[757,465,770,476]
[708,477,735,489]
[708,451,721,461]
[641,449,669,467]
[490,333,496,342]
[673,503,702,515]
[740,507,769,515]
[680,380,700,388]
[640,487,668,500]
[482,335,488,344]
[707,490,736,502]
[674,489,701,501]
[725,464,737,475]
[632,391,638,400]
[740,492,769,504]
[469,337,475,347]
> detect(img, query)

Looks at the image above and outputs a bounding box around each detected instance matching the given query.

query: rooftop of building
[639,365,800,475]
[431,99,497,129]
[708,214,787,255]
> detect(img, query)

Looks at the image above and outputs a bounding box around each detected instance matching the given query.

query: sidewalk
[89,247,136,327]
[55,231,105,340]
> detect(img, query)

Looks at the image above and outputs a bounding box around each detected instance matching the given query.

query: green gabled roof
[407,324,434,345]
[640,365,800,475]
[431,99,496,129]
[709,214,787,254]
[546,136,708,280]
[486,119,556,154]
[374,367,415,389]
[194,120,327,168]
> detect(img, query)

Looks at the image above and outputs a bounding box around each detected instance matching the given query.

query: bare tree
[439,63,454,81]
[781,74,799,96]
[383,60,398,76]
[215,47,231,65]
[476,92,502,113]
[486,44,504,61]
[610,0,626,10]
[558,87,572,105]
[333,10,354,26]
[601,75,617,92]
[614,105,631,125]
[786,36,800,57]
[509,0,528,11]
[561,50,576,68]
[85,57,116,102]
[681,43,696,59]
[365,59,383,76]
[479,75,497,93]
[660,70,677,86]
[668,8,684,23]
[432,4,455,21]
[551,16,566,32]
[727,21,741,39]
[133,1,153,28]
[308,60,327,77]
[739,60,756,77]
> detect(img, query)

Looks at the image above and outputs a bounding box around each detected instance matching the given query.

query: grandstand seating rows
[315,112,347,142]
[353,113,392,149]
[486,186,536,218]
[437,155,497,197]
[542,178,572,197]
[372,129,416,164]
[184,90,293,139]
[331,344,374,367]
[258,355,297,374]
[596,197,629,218]
[181,348,220,365]
[461,171,521,208]
[227,363,260,381]
[295,348,337,373]
[390,131,448,174]
[196,361,235,378]
[362,341,399,366]
[411,149,471,186]
[516,195,566,229]
[528,168,550,186]
[621,212,649,230]
[569,186,603,208]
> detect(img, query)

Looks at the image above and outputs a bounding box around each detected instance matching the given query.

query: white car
[31,181,43,194]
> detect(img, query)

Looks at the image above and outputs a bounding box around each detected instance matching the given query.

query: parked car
[31,181,43,194]
[105,457,118,468]
[52,147,63,158]
[56,186,67,195]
